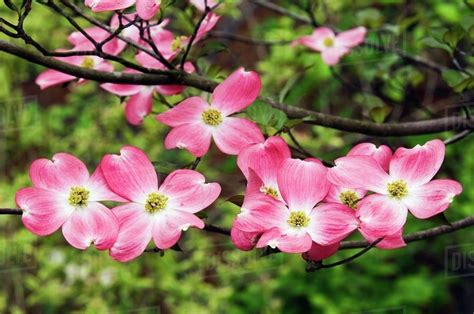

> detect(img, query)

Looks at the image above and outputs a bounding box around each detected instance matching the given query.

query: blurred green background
[0,0,473,313]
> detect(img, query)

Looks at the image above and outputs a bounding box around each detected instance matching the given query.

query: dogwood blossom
[85,0,160,21]
[100,146,221,262]
[16,153,122,250]
[294,26,367,65]
[328,139,463,236]
[156,67,264,157]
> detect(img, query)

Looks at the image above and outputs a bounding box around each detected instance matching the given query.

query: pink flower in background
[100,146,221,262]
[35,55,112,90]
[294,26,367,65]
[189,0,217,11]
[16,153,122,250]
[328,139,463,236]
[156,67,264,157]
[173,13,221,50]
[234,158,358,253]
[101,57,195,125]
[85,0,161,20]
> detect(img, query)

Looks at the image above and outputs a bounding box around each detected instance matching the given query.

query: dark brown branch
[340,215,474,249]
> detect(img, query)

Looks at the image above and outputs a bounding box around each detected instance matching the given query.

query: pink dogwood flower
[328,139,463,237]
[156,67,264,157]
[16,153,122,250]
[294,26,367,65]
[35,55,113,90]
[303,242,340,262]
[100,146,221,262]
[85,0,160,21]
[172,13,221,50]
[234,158,358,253]
[324,143,405,249]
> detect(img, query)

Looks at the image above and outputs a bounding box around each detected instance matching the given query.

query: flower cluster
[231,138,462,261]
[16,146,221,262]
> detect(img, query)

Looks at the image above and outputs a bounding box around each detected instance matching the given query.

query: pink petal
[231,227,260,251]
[328,155,391,194]
[256,228,313,253]
[35,69,76,90]
[100,146,158,203]
[62,202,119,250]
[101,83,143,96]
[212,117,265,155]
[303,242,340,262]
[307,203,358,245]
[347,143,393,172]
[193,13,220,44]
[29,153,89,194]
[155,85,185,96]
[389,139,445,186]
[237,136,291,183]
[360,227,406,250]
[88,0,135,12]
[320,46,350,65]
[124,89,153,125]
[16,187,73,236]
[164,122,213,157]
[152,210,204,249]
[403,179,462,219]
[357,194,408,238]
[109,203,153,262]
[233,196,288,233]
[156,96,209,127]
[159,169,221,213]
[277,158,330,211]
[86,166,127,202]
[189,0,217,11]
[336,26,367,48]
[211,68,262,116]
[136,0,161,20]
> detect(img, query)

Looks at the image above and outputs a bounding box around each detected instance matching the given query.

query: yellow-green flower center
[145,192,168,213]
[387,180,408,199]
[172,36,187,51]
[68,186,90,208]
[323,37,334,47]
[260,186,279,199]
[202,109,223,126]
[81,57,95,69]
[287,211,310,228]
[339,190,359,209]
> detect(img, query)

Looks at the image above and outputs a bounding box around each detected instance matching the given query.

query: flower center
[68,186,90,208]
[387,180,408,199]
[287,211,310,228]
[323,37,334,47]
[202,109,223,126]
[339,190,359,209]
[145,192,168,214]
[172,35,187,51]
[260,186,279,199]
[81,57,95,69]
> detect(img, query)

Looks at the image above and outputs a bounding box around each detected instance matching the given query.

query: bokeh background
[0,0,473,313]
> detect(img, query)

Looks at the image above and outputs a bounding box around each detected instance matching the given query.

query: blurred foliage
[0,0,473,313]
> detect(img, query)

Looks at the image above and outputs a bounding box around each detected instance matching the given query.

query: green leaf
[225,195,244,207]
[284,119,304,129]
[278,75,300,103]
[465,0,474,10]
[369,105,392,123]
[246,100,288,129]
[442,70,471,93]
[422,37,452,54]
[4,0,19,12]
[443,27,466,48]
[454,76,474,93]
